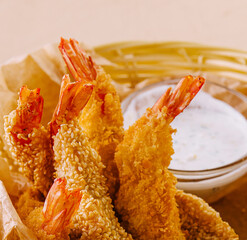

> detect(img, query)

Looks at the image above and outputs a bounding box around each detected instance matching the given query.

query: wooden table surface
[211,176,247,239]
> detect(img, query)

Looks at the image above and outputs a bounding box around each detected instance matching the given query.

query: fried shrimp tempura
[176,190,239,239]
[16,187,44,221]
[59,38,124,199]
[49,75,133,240]
[18,178,82,240]
[4,86,53,197]
[115,76,205,239]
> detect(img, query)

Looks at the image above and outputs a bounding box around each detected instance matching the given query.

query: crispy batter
[4,114,53,196]
[17,189,72,240]
[53,119,132,239]
[16,179,81,240]
[115,76,205,239]
[18,199,64,240]
[49,64,130,239]
[80,69,124,199]
[25,207,69,240]
[16,189,59,240]
[115,108,184,239]
[176,190,239,239]
[16,188,44,220]
[59,38,124,199]
[4,86,54,197]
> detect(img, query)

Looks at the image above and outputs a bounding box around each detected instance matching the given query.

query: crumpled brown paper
[0,43,64,132]
[0,42,245,239]
[0,181,37,240]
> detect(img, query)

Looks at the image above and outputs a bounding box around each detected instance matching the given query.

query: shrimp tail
[11,85,43,142]
[49,74,94,136]
[59,37,97,83]
[42,177,82,235]
[151,75,205,119]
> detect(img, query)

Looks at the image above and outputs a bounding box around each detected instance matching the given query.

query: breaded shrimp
[4,86,53,196]
[49,75,132,239]
[115,75,205,239]
[23,178,82,240]
[16,187,44,221]
[59,38,124,199]
[176,190,239,240]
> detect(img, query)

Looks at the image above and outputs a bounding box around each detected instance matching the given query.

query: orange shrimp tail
[42,178,82,235]
[152,75,205,119]
[11,85,43,142]
[49,74,94,136]
[59,37,97,83]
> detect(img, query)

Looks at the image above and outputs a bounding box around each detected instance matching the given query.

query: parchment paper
[0,181,37,240]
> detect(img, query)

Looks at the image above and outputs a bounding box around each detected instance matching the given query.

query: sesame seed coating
[53,119,132,240]
[4,111,54,196]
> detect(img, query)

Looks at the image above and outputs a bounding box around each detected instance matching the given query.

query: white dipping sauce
[123,85,247,171]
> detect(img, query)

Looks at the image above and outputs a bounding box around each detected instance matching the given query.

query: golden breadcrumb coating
[176,190,239,240]
[22,206,70,240]
[16,180,81,240]
[16,188,44,220]
[115,108,184,239]
[16,189,62,240]
[4,112,53,196]
[16,190,63,240]
[53,119,132,240]
[26,208,67,240]
[80,68,124,199]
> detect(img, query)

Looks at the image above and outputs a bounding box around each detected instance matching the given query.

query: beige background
[1,0,247,238]
[1,0,247,64]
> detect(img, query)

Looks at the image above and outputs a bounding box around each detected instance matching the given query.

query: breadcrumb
[176,190,239,240]
[79,68,124,199]
[53,119,132,239]
[115,108,184,239]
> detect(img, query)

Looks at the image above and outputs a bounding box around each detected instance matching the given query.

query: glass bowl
[122,79,247,203]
